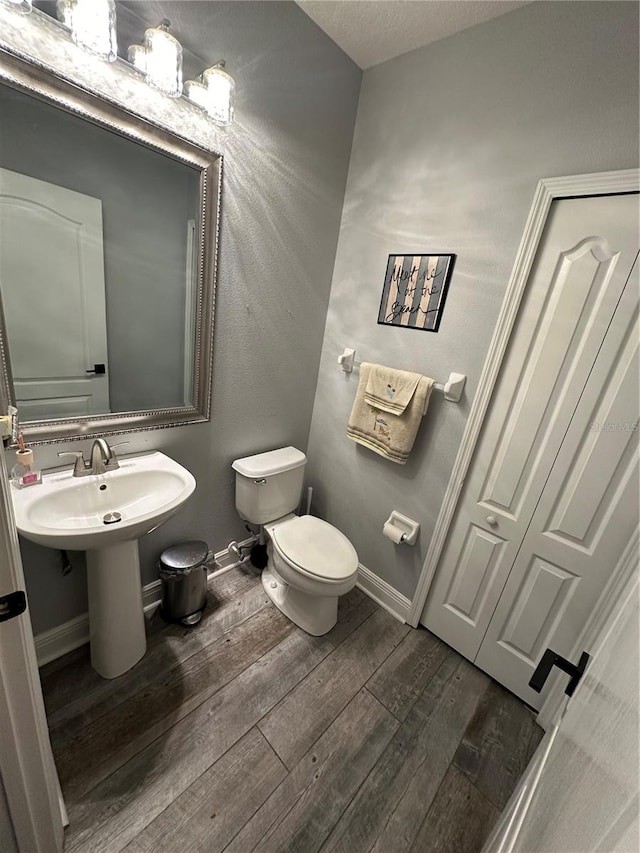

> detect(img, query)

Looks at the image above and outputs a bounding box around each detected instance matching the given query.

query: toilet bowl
[231,447,359,636]
[263,514,358,635]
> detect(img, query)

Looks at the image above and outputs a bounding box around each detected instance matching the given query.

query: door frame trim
[0,446,64,851]
[407,169,640,629]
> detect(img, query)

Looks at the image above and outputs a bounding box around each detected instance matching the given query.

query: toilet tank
[232,446,306,525]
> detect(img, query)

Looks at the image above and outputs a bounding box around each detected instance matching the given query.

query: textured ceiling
[294,1,531,69]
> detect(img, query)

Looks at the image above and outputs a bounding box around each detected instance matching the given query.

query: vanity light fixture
[129,20,183,99]
[56,0,117,62]
[185,61,235,127]
[2,0,32,13]
[5,0,234,126]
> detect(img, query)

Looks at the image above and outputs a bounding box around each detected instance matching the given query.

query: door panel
[497,556,578,666]
[545,318,639,550]
[475,263,639,706]
[443,524,509,626]
[480,236,626,516]
[422,193,639,663]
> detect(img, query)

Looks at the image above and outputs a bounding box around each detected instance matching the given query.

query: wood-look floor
[39,565,543,853]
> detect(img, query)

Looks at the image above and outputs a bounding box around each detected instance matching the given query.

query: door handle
[0,590,27,623]
[486,515,498,527]
[86,363,106,375]
[529,648,590,697]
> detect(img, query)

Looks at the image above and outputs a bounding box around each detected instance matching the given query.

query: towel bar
[337,347,466,403]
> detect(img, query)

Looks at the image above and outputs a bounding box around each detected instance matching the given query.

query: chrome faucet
[58,439,129,477]
[90,438,116,475]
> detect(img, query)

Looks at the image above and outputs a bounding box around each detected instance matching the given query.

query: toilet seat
[270,515,358,581]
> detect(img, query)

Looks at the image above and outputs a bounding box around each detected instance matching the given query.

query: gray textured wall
[10,1,361,634]
[305,1,640,600]
[0,85,198,413]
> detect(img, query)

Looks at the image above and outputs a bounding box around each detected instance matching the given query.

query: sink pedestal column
[86,540,147,679]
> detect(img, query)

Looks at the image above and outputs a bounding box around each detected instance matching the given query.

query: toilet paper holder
[383,511,420,545]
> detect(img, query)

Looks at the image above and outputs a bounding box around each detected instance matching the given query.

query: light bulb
[142,21,183,98]
[127,44,148,75]
[56,0,117,62]
[184,79,210,112]
[200,63,235,126]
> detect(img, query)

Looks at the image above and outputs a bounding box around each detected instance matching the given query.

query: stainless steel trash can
[159,540,210,626]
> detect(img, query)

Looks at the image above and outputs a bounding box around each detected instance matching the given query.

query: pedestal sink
[11,450,196,679]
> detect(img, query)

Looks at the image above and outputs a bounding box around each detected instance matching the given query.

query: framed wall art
[377,253,455,332]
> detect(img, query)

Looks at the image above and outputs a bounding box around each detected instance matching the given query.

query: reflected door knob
[486,515,498,527]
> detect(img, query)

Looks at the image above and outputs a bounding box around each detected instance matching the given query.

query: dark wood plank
[453,680,544,810]
[223,688,399,853]
[123,728,287,853]
[55,604,293,800]
[43,571,265,733]
[320,655,489,853]
[63,629,334,853]
[325,587,378,648]
[258,608,408,768]
[366,626,449,721]
[410,765,499,853]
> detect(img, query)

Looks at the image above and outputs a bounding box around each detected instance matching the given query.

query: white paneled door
[475,258,638,705]
[0,168,109,419]
[421,192,639,708]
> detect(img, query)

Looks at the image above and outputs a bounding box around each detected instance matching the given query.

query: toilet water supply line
[226,485,313,562]
[227,538,256,563]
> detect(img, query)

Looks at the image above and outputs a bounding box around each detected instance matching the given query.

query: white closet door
[421,193,639,662]
[0,168,110,419]
[475,259,639,706]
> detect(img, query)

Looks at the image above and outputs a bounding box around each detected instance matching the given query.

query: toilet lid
[271,515,358,581]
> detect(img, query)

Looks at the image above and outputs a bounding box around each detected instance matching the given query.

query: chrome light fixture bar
[1,0,32,13]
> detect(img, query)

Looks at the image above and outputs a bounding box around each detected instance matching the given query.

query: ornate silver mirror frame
[0,48,221,445]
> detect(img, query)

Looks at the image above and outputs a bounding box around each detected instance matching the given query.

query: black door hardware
[529,649,590,697]
[86,363,106,375]
[0,590,27,623]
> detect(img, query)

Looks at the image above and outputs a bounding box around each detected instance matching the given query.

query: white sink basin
[11,449,197,680]
[12,450,196,551]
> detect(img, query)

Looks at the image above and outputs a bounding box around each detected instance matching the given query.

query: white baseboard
[33,536,256,667]
[356,563,411,624]
[34,612,90,668]
[35,543,409,665]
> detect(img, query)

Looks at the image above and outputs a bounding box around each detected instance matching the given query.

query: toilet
[232,446,359,636]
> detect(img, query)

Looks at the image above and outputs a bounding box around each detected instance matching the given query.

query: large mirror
[0,49,221,444]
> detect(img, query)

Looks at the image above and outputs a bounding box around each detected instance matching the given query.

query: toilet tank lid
[232,446,306,478]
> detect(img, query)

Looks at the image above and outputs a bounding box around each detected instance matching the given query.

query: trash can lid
[160,540,209,571]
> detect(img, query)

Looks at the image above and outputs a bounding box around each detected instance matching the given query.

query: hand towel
[364,363,422,415]
[347,363,434,464]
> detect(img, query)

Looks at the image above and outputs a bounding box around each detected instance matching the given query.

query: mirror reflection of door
[0,167,110,420]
